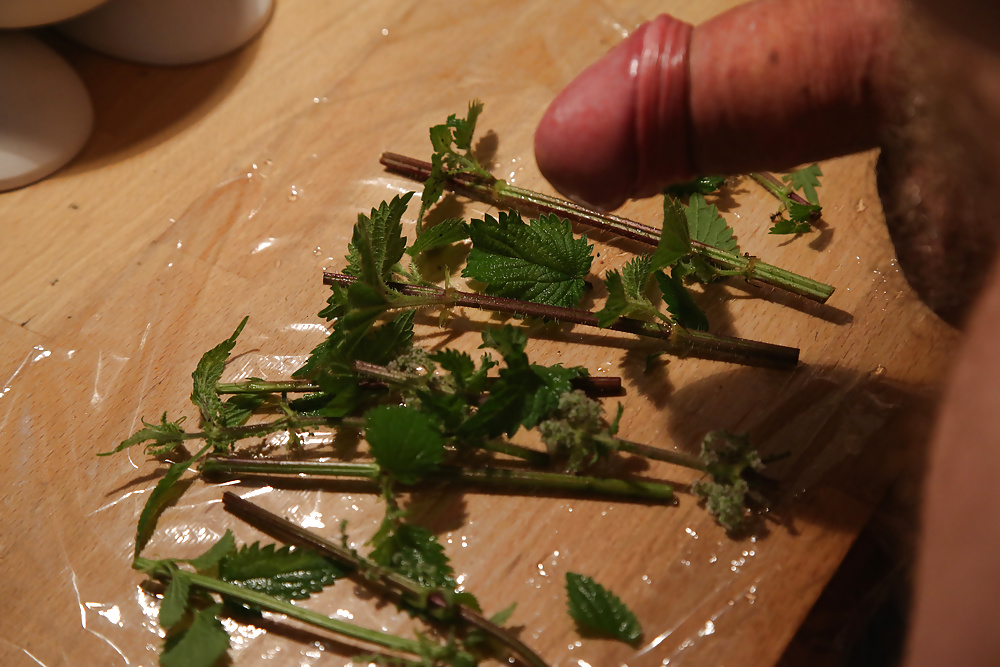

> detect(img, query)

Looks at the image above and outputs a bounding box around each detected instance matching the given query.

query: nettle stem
[324,272,799,369]
[379,152,833,302]
[201,457,675,502]
[749,171,813,208]
[132,557,424,657]
[216,373,624,398]
[596,435,707,472]
[222,493,551,667]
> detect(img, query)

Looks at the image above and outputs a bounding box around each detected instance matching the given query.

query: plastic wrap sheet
[0,1,958,665]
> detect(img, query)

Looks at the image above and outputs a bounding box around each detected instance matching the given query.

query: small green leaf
[406,217,470,256]
[220,394,265,429]
[781,163,822,204]
[355,310,415,366]
[663,175,726,197]
[685,194,739,252]
[135,444,209,558]
[158,569,191,629]
[453,99,484,151]
[191,317,249,428]
[369,522,456,590]
[787,199,821,224]
[160,603,230,667]
[565,572,643,645]
[656,270,709,331]
[100,413,186,456]
[768,216,812,235]
[489,602,517,626]
[365,406,444,484]
[344,193,413,284]
[650,196,692,271]
[595,257,663,327]
[219,543,345,600]
[463,211,593,308]
[417,154,447,225]
[595,270,629,328]
[522,363,588,429]
[188,530,237,572]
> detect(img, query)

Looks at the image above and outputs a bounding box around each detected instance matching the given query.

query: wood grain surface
[0,1,958,666]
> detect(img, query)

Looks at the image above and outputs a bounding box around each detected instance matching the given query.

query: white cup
[59,0,274,66]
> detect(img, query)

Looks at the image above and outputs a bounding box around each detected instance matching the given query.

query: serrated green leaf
[220,394,265,429]
[453,99,483,151]
[595,270,630,328]
[356,311,415,366]
[462,326,585,437]
[429,124,453,153]
[191,317,249,428]
[407,217,470,256]
[317,282,350,322]
[161,603,230,667]
[596,257,663,327]
[620,255,654,300]
[370,522,456,589]
[685,194,739,252]
[344,193,413,284]
[663,175,726,197]
[189,530,237,572]
[787,199,821,224]
[219,543,345,600]
[651,197,692,271]
[768,216,812,235]
[365,406,444,484]
[522,363,588,428]
[158,569,191,629]
[565,572,643,645]
[135,444,209,558]
[656,270,709,331]
[100,413,186,456]
[417,154,447,225]
[782,163,822,204]
[463,211,593,308]
[429,349,475,382]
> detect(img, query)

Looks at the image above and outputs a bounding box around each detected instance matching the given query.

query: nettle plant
[106,102,829,666]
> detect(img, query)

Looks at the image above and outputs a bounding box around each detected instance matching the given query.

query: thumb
[533,0,899,211]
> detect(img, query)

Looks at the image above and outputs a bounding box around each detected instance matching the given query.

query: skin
[535,0,1000,663]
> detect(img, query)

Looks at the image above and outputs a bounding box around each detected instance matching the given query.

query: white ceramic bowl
[0,33,93,191]
[59,0,274,66]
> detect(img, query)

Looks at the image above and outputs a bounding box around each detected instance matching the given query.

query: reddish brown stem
[324,272,799,369]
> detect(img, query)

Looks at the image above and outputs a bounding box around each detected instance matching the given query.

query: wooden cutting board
[0,1,957,665]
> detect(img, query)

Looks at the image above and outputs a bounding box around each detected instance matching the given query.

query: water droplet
[289,185,301,201]
[381,28,389,36]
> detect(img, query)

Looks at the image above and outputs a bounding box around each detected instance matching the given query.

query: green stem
[201,458,674,502]
[216,379,319,394]
[749,171,793,202]
[217,375,623,397]
[380,152,833,302]
[326,272,800,370]
[221,493,551,667]
[598,435,706,471]
[750,171,821,219]
[479,440,552,466]
[132,557,424,656]
[191,415,348,442]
